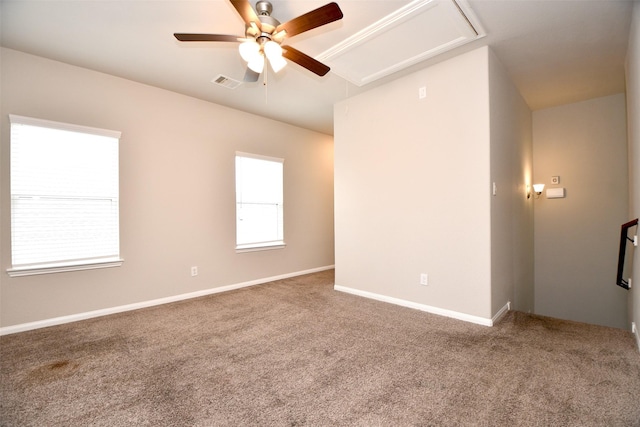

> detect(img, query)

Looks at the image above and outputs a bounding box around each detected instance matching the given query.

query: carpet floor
[1,270,639,426]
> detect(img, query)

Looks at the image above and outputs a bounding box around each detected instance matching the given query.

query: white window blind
[9,115,122,275]
[235,152,284,251]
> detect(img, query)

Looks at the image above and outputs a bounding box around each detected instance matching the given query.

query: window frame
[235,152,285,253]
[7,115,123,277]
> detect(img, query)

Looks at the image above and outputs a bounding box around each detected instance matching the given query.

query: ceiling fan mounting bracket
[255,1,273,16]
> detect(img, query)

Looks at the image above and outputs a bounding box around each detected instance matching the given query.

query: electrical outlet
[191,266,198,277]
[420,273,428,286]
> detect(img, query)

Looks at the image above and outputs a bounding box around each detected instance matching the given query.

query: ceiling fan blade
[275,2,343,39]
[282,45,330,77]
[244,68,260,82]
[174,33,243,42]
[229,0,262,30]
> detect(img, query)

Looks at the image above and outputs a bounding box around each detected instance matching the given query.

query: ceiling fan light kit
[239,40,260,62]
[264,42,287,72]
[248,53,265,74]
[174,0,343,80]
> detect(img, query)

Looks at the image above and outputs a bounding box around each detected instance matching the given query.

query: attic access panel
[316,0,484,86]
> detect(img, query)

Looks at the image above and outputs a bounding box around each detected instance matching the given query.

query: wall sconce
[532,183,545,198]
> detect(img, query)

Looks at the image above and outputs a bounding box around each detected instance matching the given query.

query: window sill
[236,242,286,253]
[7,258,124,277]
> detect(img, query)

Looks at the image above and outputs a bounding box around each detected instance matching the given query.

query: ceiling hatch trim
[316,0,485,87]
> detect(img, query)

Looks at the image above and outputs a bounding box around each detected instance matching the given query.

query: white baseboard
[492,300,511,325]
[633,322,640,352]
[334,285,509,327]
[0,265,335,336]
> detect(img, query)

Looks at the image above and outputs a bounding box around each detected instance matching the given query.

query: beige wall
[626,1,640,343]
[0,48,335,328]
[488,49,534,315]
[533,94,629,330]
[334,47,496,321]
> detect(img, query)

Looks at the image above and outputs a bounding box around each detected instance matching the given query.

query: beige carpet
[1,270,639,426]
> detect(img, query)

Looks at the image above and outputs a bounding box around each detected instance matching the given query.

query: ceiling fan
[174,0,343,82]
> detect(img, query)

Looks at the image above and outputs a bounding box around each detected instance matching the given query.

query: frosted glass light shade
[264,41,282,59]
[269,55,287,72]
[247,54,265,73]
[239,40,260,63]
[264,41,286,73]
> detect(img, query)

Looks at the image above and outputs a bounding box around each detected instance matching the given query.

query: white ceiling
[0,0,634,135]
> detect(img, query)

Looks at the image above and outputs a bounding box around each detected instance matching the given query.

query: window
[235,152,284,251]
[8,115,122,277]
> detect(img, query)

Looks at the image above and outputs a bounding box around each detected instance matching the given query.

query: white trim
[317,0,440,62]
[235,151,284,164]
[7,258,124,277]
[0,265,335,336]
[236,242,286,253]
[316,0,485,86]
[9,114,121,139]
[632,322,640,352]
[492,301,511,325]
[356,37,469,86]
[334,285,507,327]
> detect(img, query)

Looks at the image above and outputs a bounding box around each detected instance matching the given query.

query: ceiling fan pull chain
[263,64,269,105]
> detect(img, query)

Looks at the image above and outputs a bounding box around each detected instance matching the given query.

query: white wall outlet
[419,86,426,99]
[551,176,560,184]
[191,266,198,277]
[420,273,428,286]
